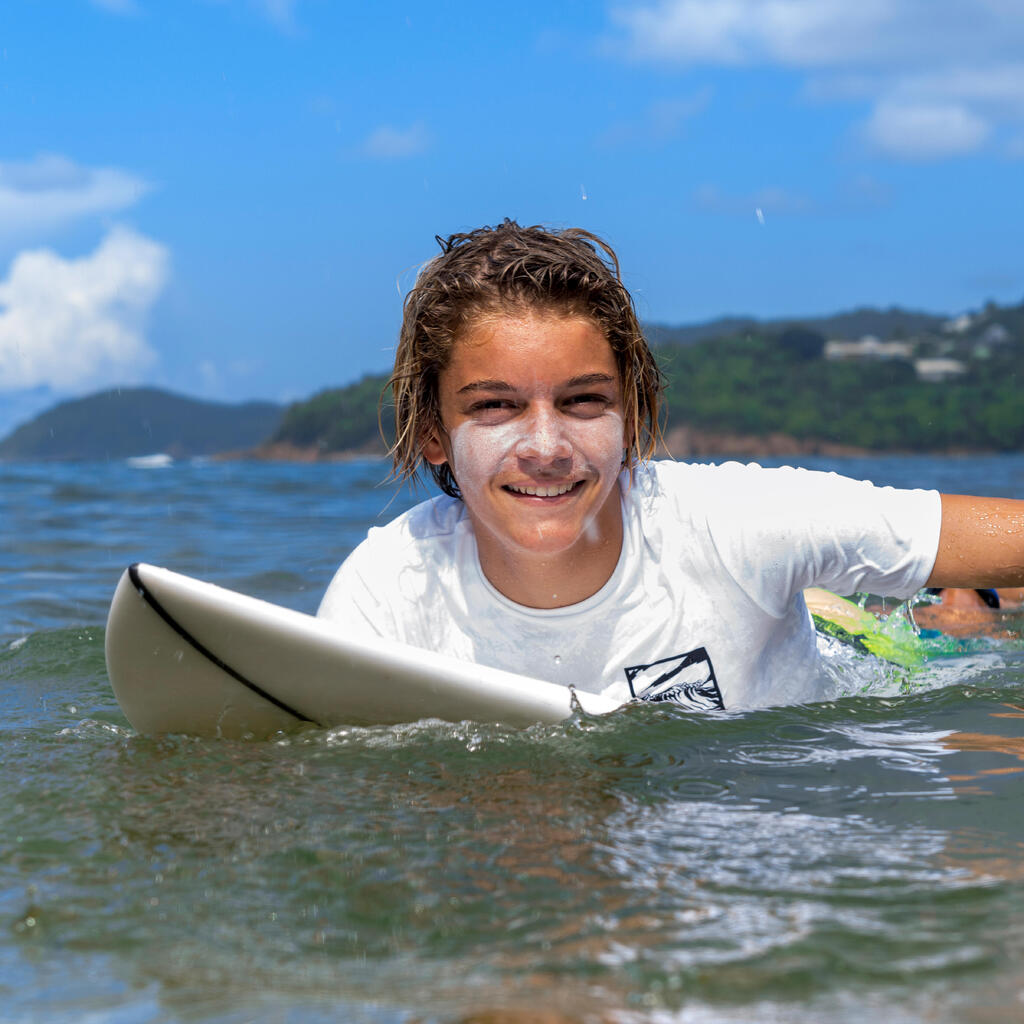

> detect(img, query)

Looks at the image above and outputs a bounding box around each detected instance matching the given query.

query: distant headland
[3,300,1022,461]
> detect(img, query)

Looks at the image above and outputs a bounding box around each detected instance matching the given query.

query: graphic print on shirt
[624,646,725,710]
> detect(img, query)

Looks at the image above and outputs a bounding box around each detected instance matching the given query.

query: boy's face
[423,310,626,583]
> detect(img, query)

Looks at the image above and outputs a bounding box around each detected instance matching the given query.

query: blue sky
[1,0,1023,433]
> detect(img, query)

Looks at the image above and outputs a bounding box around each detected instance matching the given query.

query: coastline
[214,430,1014,464]
[213,441,390,463]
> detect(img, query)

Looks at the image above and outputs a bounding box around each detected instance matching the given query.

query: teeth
[508,482,577,497]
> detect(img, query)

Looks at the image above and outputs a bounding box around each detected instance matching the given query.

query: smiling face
[422,309,627,607]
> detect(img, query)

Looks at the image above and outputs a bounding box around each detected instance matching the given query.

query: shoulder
[354,493,465,557]
[326,493,467,593]
[626,459,781,513]
[637,458,924,506]
[318,493,467,628]
[629,458,938,545]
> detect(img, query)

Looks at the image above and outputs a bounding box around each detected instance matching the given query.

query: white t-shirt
[318,461,941,710]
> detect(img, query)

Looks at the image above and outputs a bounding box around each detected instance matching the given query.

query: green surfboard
[804,588,924,669]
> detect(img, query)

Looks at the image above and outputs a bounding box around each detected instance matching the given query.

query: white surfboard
[105,563,621,739]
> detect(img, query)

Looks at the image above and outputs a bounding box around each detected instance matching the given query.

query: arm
[927,494,1024,588]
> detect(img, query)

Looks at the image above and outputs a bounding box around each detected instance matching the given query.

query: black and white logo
[624,646,724,710]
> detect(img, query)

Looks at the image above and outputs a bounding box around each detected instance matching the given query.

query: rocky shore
[657,427,870,459]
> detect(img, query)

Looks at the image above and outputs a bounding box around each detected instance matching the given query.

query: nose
[513,406,573,466]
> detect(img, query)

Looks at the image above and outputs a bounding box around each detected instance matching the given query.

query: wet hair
[386,219,665,498]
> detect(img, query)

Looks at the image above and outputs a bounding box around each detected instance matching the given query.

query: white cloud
[896,65,1024,113]
[0,154,151,239]
[0,226,169,392]
[360,122,432,160]
[808,63,1024,119]
[612,1,1024,67]
[863,101,991,160]
[609,1,1024,160]
[95,0,302,29]
[612,0,909,67]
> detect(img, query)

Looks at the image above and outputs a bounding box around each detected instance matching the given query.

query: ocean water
[4,455,1024,1024]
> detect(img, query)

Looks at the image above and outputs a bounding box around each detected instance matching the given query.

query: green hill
[0,387,284,460]
[657,325,1024,451]
[7,301,1021,461]
[646,306,945,348]
[268,375,391,454]
[271,302,1024,456]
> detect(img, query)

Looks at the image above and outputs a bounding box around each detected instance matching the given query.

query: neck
[475,504,624,610]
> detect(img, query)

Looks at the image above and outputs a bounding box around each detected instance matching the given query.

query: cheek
[448,413,625,487]
[579,411,626,460]
[447,421,521,490]
[566,412,626,473]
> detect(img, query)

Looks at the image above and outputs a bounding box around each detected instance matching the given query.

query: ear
[422,429,449,467]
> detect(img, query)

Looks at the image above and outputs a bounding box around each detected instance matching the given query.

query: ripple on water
[733,743,819,766]
[667,776,733,799]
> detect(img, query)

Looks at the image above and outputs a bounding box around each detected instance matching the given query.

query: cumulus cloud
[0,153,151,239]
[863,101,991,160]
[0,226,169,392]
[360,122,432,159]
[609,0,1024,160]
[612,0,901,66]
[91,0,301,28]
[612,1,1024,67]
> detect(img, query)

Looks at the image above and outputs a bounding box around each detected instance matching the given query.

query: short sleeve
[692,463,941,616]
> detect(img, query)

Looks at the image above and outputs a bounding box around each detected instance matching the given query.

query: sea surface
[4,454,1024,1024]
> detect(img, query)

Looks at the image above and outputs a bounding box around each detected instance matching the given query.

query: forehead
[448,311,616,376]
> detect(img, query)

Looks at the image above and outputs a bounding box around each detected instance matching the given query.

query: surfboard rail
[105,563,620,739]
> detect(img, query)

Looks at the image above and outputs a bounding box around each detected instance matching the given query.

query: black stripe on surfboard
[127,563,312,723]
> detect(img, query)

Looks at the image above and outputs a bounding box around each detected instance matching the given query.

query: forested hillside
[268,375,391,454]
[0,388,284,460]
[658,328,1024,451]
[270,302,1024,455]
[5,302,1021,461]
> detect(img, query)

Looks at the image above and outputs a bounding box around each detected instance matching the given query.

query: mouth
[503,480,584,498]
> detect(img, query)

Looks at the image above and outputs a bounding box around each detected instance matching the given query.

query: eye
[565,393,611,415]
[466,397,518,422]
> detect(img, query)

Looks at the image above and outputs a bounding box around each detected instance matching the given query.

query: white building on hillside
[824,335,914,361]
[914,358,967,382]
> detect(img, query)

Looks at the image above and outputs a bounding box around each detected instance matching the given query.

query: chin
[508,528,590,557]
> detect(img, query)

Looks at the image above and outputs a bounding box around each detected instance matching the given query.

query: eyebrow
[456,372,617,395]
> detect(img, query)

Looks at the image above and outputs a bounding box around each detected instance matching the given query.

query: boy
[319,220,1024,710]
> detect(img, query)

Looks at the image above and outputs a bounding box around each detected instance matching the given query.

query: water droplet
[554,655,561,664]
